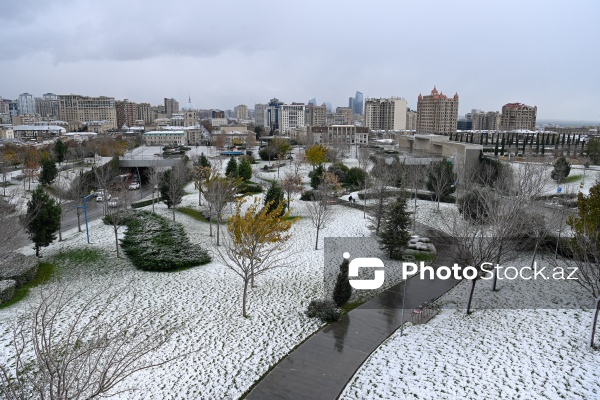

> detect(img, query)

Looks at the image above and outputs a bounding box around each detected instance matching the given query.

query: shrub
[328,162,349,184]
[305,299,341,323]
[121,211,211,271]
[457,190,495,223]
[346,167,367,187]
[239,182,263,194]
[300,190,316,201]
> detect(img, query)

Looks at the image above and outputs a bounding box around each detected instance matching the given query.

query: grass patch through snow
[0,262,55,309]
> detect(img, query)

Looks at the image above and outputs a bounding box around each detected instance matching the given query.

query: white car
[128,182,140,190]
[96,191,112,202]
[107,198,120,208]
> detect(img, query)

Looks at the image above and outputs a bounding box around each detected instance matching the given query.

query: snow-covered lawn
[0,184,370,399]
[340,251,600,400]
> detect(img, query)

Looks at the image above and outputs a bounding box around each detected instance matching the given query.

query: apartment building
[164,98,180,117]
[278,103,305,133]
[306,104,327,126]
[18,93,35,115]
[416,87,459,135]
[35,93,60,119]
[137,103,154,125]
[472,111,501,131]
[306,125,369,145]
[116,99,137,128]
[234,104,248,120]
[500,103,537,131]
[406,109,417,130]
[58,95,117,130]
[254,104,267,127]
[365,97,407,131]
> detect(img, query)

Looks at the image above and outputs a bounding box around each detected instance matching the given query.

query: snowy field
[2,149,600,399]
[340,257,600,399]
[0,182,370,399]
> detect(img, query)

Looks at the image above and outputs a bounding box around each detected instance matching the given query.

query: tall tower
[353,91,364,115]
[416,87,459,135]
[18,93,36,115]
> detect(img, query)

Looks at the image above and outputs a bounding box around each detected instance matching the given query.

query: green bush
[121,211,211,271]
[305,299,341,323]
[300,190,316,201]
[131,197,163,209]
[239,182,263,194]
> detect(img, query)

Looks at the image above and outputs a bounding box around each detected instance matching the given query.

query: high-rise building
[335,107,353,125]
[137,103,154,125]
[35,93,60,119]
[406,109,418,130]
[254,104,267,128]
[164,98,179,117]
[234,104,248,120]
[116,99,137,128]
[308,98,317,106]
[472,111,501,131]
[18,93,36,115]
[306,104,327,126]
[353,91,364,115]
[278,103,306,133]
[500,103,537,131]
[364,97,407,131]
[58,95,117,130]
[266,98,284,131]
[348,97,355,113]
[416,87,459,135]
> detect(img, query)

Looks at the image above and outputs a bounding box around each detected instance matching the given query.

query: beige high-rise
[416,87,458,135]
[59,95,117,130]
[364,97,407,130]
[500,103,537,131]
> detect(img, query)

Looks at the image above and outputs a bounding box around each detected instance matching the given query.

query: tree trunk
[35,245,40,258]
[151,191,155,214]
[492,241,503,291]
[216,216,221,246]
[198,190,202,206]
[76,209,82,232]
[209,209,213,237]
[315,227,320,250]
[172,207,176,222]
[466,279,477,314]
[591,296,600,348]
[114,227,120,258]
[242,278,249,318]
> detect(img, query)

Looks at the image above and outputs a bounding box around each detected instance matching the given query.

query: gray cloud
[1,0,599,120]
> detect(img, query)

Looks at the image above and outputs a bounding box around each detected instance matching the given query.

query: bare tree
[282,172,303,212]
[426,159,457,209]
[403,163,425,232]
[356,147,373,219]
[145,163,161,214]
[306,173,340,250]
[105,190,132,258]
[215,199,297,317]
[192,165,211,207]
[159,161,189,221]
[0,277,180,399]
[368,159,403,235]
[203,173,240,245]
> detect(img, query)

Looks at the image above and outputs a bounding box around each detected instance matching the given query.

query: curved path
[245,223,459,400]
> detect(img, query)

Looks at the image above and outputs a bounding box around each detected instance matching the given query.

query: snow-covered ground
[3,149,600,399]
[340,254,600,399]
[0,178,371,399]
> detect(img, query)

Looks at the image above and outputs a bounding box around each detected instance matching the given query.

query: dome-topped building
[181,95,196,111]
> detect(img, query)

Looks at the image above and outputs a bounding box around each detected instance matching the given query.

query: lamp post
[82,192,96,244]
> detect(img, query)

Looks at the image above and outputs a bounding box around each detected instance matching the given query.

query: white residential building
[278,103,305,133]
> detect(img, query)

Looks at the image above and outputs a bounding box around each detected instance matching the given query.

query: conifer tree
[39,158,58,186]
[238,158,252,181]
[264,181,285,216]
[333,256,352,307]
[225,156,238,178]
[25,186,61,257]
[551,156,571,182]
[378,197,411,259]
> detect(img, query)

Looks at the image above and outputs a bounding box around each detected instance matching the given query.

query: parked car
[128,182,140,190]
[96,190,112,202]
[107,198,120,208]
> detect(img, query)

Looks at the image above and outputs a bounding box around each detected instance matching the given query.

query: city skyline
[1,1,598,121]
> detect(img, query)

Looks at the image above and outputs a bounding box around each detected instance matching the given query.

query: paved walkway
[245,223,459,400]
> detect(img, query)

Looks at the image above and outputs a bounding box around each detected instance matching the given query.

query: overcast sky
[1,0,598,121]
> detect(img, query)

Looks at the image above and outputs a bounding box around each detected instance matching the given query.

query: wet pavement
[245,226,459,400]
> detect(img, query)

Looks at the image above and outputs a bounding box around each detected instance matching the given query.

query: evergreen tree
[264,181,285,216]
[225,156,238,178]
[54,139,68,164]
[332,257,352,307]
[25,186,61,257]
[309,164,325,189]
[39,158,58,186]
[378,197,411,259]
[238,158,252,181]
[551,156,571,182]
[198,152,211,168]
